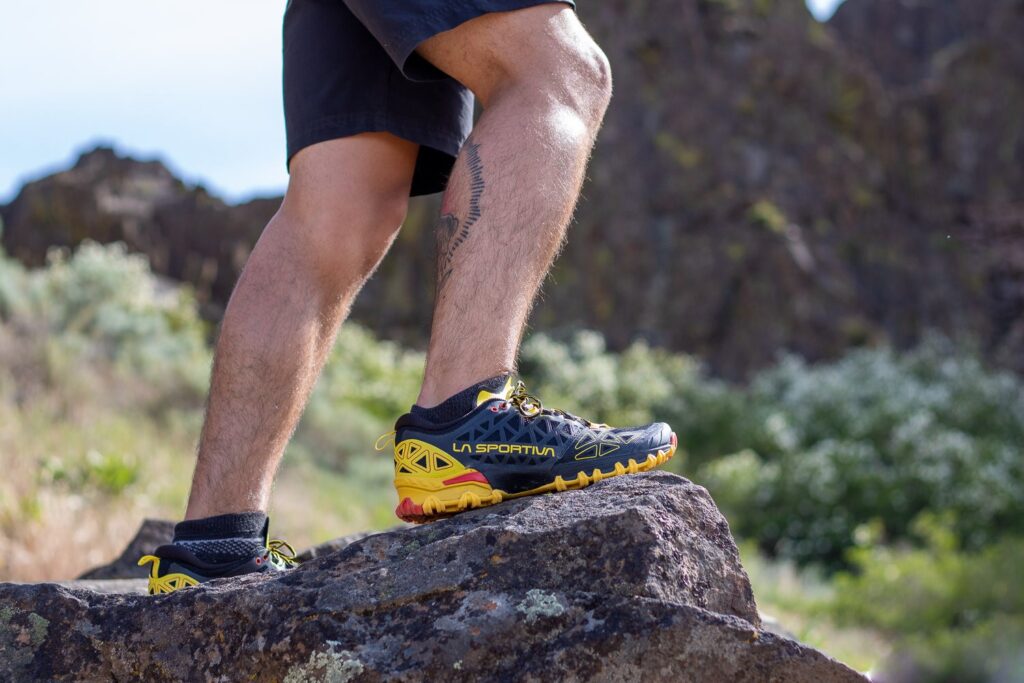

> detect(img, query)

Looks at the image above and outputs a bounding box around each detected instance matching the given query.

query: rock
[0,473,864,681]
[77,519,175,580]
[294,528,404,563]
[54,580,148,596]
[830,0,1002,87]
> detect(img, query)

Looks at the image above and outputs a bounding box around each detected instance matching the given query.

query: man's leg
[184,133,417,520]
[413,4,612,407]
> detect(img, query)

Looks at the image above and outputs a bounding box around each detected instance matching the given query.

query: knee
[276,189,408,293]
[463,12,612,130]
[552,37,613,126]
[509,35,611,129]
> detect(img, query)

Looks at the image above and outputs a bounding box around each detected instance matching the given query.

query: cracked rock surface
[0,472,865,681]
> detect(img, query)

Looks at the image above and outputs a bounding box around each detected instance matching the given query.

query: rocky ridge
[4,0,1020,377]
[0,473,864,681]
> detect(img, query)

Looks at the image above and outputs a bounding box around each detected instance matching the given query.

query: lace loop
[509,381,543,417]
[268,539,297,566]
[374,430,397,452]
[508,380,608,428]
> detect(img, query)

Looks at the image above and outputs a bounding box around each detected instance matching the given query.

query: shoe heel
[393,438,500,522]
[138,555,200,595]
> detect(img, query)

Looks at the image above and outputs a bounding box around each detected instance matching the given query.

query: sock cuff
[173,512,267,541]
[412,373,511,424]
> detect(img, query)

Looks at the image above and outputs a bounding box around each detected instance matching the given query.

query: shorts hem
[397,0,576,81]
[286,114,467,196]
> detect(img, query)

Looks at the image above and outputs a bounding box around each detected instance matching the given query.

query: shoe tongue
[475,377,513,407]
[259,518,271,548]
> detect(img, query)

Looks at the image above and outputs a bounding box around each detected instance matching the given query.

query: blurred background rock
[1,1,1022,681]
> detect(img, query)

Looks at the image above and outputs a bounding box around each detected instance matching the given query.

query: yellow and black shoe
[387,379,677,523]
[138,522,297,595]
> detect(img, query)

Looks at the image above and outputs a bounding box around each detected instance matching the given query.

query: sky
[0,0,845,205]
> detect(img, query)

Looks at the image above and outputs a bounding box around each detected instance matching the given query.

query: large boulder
[0,473,864,681]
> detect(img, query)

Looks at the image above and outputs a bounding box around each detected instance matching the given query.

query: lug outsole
[395,434,678,524]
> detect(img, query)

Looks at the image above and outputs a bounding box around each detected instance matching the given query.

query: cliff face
[2,0,1022,377]
[0,474,865,682]
[0,147,275,319]
[830,0,1006,87]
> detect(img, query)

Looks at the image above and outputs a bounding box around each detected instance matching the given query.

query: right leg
[184,133,417,520]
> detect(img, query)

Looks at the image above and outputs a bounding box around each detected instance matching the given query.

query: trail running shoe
[385,379,677,523]
[137,524,297,595]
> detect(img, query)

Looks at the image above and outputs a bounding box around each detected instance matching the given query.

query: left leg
[388,5,676,522]
[414,4,611,406]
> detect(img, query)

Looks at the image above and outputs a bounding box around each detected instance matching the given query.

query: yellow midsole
[395,444,676,508]
[395,477,493,502]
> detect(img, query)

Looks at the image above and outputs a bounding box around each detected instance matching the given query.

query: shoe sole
[394,433,678,524]
[138,555,200,595]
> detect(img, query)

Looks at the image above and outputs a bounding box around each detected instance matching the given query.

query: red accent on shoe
[396,497,425,519]
[671,432,678,448]
[442,471,490,486]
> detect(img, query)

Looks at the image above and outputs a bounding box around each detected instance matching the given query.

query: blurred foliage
[738,541,890,674]
[831,516,1024,683]
[0,241,211,414]
[296,326,424,465]
[519,331,748,470]
[3,242,1024,679]
[700,345,1024,568]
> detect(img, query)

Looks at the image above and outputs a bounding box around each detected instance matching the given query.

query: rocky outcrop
[0,473,864,681]
[0,147,275,319]
[830,0,1001,87]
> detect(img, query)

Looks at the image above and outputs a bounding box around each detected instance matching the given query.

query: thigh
[343,0,575,84]
[414,3,585,102]
[284,0,472,196]
[285,133,419,217]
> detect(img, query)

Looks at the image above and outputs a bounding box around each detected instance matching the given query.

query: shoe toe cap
[650,421,674,449]
[621,421,674,453]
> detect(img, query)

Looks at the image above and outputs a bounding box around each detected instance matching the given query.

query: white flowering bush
[702,343,1024,567]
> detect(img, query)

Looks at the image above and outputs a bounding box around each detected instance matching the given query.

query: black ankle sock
[172,512,267,563]
[412,374,511,424]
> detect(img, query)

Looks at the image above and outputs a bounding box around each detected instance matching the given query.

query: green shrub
[6,241,1024,584]
[0,241,211,409]
[294,325,424,465]
[831,516,1024,683]
[701,342,1024,567]
[41,449,141,496]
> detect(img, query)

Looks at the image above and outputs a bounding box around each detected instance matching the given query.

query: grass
[0,397,401,582]
[739,543,889,674]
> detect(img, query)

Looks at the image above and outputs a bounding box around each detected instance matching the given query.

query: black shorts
[283,0,574,196]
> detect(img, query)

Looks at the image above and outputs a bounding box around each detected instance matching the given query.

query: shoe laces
[374,431,396,451]
[508,380,609,429]
[268,539,297,567]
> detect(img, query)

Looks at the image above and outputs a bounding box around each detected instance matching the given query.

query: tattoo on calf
[437,141,485,293]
